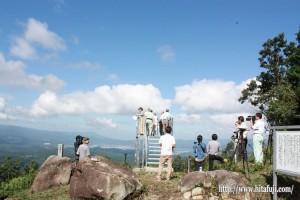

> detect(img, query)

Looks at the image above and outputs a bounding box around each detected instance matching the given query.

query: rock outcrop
[30,155,72,193]
[69,156,142,200]
[179,170,250,200]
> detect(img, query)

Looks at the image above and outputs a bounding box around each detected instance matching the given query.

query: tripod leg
[229,141,239,167]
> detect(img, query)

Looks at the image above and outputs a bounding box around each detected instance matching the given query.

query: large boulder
[69,156,142,200]
[179,170,250,200]
[31,155,72,193]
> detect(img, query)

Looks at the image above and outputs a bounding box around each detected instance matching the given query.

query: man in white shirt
[160,109,173,134]
[157,126,176,181]
[251,113,265,163]
[76,137,90,160]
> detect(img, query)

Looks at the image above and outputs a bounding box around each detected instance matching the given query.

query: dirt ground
[135,171,183,200]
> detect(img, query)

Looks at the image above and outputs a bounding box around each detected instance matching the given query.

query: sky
[0,0,299,141]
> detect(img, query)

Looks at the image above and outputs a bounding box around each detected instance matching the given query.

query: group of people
[234,113,266,164]
[157,112,267,181]
[72,111,267,181]
[157,129,225,181]
[136,107,173,136]
[74,135,91,161]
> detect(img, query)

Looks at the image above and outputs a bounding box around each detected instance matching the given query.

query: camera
[231,131,238,140]
[246,115,255,122]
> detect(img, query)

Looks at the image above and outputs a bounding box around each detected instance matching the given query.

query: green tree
[23,160,39,174]
[173,155,185,172]
[0,156,21,182]
[239,30,300,125]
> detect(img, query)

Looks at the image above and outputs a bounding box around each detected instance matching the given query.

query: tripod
[264,129,273,166]
[230,128,250,179]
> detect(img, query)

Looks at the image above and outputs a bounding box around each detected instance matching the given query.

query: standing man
[144,108,155,136]
[161,109,173,134]
[157,126,176,181]
[152,112,158,136]
[206,134,224,171]
[251,113,265,163]
[76,137,91,160]
[193,135,206,171]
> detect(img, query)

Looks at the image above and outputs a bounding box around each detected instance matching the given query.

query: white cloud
[29,84,171,116]
[10,18,66,60]
[175,113,202,123]
[174,79,253,114]
[157,45,176,62]
[86,117,117,129]
[0,53,65,90]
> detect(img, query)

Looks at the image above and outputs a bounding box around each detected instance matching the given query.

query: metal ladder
[146,135,161,166]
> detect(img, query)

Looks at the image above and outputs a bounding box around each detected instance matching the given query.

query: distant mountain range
[0,124,233,161]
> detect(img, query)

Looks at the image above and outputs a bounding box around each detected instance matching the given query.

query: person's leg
[253,134,264,163]
[244,138,248,152]
[194,160,200,171]
[166,155,173,180]
[209,155,214,171]
[199,161,204,171]
[157,155,167,179]
[215,155,224,164]
[162,119,167,133]
[257,135,264,163]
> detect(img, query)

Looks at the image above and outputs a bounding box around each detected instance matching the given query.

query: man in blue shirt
[193,135,206,171]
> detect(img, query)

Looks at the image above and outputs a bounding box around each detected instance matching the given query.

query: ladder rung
[148,154,160,156]
[148,146,161,148]
[148,158,160,161]
[149,150,161,152]
[147,162,159,165]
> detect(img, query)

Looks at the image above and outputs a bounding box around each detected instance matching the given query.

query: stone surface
[30,155,72,193]
[191,187,204,196]
[69,156,142,200]
[179,170,248,200]
[183,191,192,199]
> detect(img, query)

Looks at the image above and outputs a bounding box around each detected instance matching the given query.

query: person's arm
[172,137,176,149]
[87,147,90,158]
[76,146,80,155]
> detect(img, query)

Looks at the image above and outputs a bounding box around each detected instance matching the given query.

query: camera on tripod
[231,131,238,141]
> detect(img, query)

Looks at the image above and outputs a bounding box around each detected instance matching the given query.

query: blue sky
[0,0,299,140]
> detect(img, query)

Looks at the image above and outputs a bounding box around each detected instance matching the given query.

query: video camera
[246,115,255,122]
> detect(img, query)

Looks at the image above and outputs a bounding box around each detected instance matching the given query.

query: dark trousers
[194,160,204,171]
[208,154,224,171]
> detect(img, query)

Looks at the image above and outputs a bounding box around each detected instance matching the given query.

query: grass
[6,159,300,200]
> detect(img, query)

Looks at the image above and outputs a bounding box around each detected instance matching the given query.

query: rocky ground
[135,171,183,200]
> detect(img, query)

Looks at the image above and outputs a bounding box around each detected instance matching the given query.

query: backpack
[74,135,83,153]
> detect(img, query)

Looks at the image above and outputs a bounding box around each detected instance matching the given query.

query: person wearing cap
[144,108,155,136]
[76,137,90,160]
[193,135,206,171]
